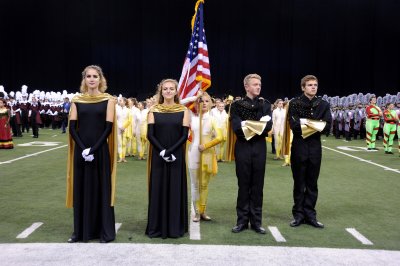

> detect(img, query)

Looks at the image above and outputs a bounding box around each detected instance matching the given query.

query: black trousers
[353,129,360,139]
[21,113,29,132]
[31,118,39,137]
[10,116,18,136]
[234,137,266,227]
[290,136,322,221]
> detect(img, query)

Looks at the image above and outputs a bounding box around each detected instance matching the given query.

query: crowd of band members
[110,91,400,162]
[325,93,400,154]
[1,85,399,156]
[0,88,72,139]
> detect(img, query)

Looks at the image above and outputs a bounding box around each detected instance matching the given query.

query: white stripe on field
[268,226,286,242]
[0,145,67,165]
[323,146,400,174]
[2,243,400,265]
[16,222,43,239]
[346,228,373,245]
[115,223,122,233]
[189,204,201,240]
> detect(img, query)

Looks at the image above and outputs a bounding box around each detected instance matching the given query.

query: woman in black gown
[146,78,190,238]
[66,65,117,243]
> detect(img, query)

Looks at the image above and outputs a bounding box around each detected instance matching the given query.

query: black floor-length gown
[72,100,115,242]
[146,110,188,238]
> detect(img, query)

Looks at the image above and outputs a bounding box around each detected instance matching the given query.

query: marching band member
[116,97,132,162]
[186,92,222,222]
[0,98,14,149]
[382,102,398,154]
[212,101,228,162]
[365,96,382,150]
[272,99,286,159]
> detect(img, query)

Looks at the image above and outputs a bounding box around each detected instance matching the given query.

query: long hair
[157,79,179,104]
[80,65,108,93]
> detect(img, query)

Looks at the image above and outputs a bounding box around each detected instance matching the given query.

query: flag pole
[198,82,203,213]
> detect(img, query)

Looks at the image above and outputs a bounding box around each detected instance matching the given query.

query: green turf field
[1,128,399,250]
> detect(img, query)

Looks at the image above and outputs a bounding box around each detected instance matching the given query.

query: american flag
[178,0,211,103]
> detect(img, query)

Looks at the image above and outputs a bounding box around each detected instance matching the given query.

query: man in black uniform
[230,74,272,234]
[288,75,331,228]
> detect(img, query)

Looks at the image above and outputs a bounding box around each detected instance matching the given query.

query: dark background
[0,0,399,101]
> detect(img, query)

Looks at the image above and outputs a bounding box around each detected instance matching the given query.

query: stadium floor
[1,243,400,265]
[1,129,399,264]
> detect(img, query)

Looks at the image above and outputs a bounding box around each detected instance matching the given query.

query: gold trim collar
[150,104,186,113]
[72,93,114,104]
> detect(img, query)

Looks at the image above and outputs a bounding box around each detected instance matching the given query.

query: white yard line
[115,223,122,233]
[268,226,286,242]
[0,145,67,165]
[16,222,43,239]
[322,146,400,174]
[189,204,201,240]
[1,243,399,266]
[346,228,373,245]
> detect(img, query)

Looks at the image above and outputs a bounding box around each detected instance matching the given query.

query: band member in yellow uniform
[185,92,223,222]
[212,101,228,162]
[116,97,132,162]
[126,98,139,157]
[137,101,149,160]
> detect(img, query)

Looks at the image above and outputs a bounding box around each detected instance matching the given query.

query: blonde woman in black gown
[145,79,190,238]
[66,65,117,243]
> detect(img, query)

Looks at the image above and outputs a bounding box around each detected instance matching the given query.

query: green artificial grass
[1,129,399,250]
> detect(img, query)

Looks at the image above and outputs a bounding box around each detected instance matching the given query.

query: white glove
[84,154,94,162]
[300,118,308,125]
[260,115,271,122]
[163,154,176,162]
[241,121,246,127]
[82,148,91,158]
[160,149,170,161]
[170,154,176,162]
[159,149,166,157]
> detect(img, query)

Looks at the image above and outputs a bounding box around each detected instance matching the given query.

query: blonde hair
[80,65,108,93]
[195,91,212,112]
[157,78,179,104]
[243,73,261,86]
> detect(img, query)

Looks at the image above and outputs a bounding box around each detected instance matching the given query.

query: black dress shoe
[67,237,78,243]
[290,219,304,227]
[232,224,248,233]
[306,219,324,228]
[100,239,114,243]
[251,226,266,234]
